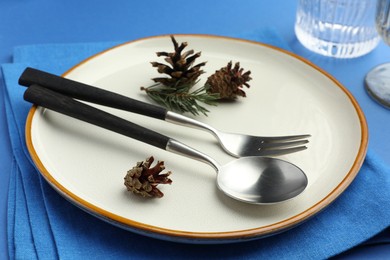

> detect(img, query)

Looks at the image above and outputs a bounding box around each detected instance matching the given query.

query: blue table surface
[1,0,389,259]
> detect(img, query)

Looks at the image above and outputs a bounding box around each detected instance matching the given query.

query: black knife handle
[24,84,170,150]
[19,67,168,120]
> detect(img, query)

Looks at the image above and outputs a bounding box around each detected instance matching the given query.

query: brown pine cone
[206,61,252,100]
[124,156,172,198]
[151,35,206,87]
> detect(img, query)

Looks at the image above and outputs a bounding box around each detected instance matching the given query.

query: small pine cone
[124,156,172,198]
[206,61,252,100]
[151,35,206,87]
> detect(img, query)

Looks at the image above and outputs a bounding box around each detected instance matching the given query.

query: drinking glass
[365,0,390,108]
[295,0,380,58]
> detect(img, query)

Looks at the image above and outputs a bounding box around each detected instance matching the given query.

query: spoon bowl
[167,139,307,204]
[218,157,307,204]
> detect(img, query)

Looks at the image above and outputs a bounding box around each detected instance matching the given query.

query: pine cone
[124,156,172,198]
[206,61,252,100]
[151,35,206,87]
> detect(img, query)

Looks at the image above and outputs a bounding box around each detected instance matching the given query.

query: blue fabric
[3,31,390,259]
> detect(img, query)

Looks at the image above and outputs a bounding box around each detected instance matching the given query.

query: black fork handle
[19,67,168,120]
[24,84,171,150]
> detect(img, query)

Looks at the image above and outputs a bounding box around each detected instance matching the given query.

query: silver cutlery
[24,84,308,204]
[19,67,310,158]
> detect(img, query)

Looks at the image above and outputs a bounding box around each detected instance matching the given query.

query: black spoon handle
[24,84,170,150]
[19,67,168,120]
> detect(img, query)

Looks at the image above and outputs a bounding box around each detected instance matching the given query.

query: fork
[19,67,310,157]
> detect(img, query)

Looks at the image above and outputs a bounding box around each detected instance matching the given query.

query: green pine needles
[141,81,219,116]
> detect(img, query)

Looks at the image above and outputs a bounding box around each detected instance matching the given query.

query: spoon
[24,84,308,204]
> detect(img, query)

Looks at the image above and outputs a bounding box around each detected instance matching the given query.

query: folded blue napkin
[3,30,390,259]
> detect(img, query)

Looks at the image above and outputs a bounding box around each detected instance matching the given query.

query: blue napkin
[3,31,390,259]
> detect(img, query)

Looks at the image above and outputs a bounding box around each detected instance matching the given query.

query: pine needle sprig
[141,81,219,116]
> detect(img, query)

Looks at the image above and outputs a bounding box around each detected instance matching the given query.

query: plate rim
[25,34,368,243]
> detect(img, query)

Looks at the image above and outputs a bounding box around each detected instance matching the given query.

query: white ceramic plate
[26,35,368,243]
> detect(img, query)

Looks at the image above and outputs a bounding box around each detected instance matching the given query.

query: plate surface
[26,35,368,243]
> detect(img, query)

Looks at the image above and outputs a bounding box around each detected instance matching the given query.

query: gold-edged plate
[25,34,368,243]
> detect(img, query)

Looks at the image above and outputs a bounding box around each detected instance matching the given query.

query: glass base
[365,63,390,108]
[295,25,380,59]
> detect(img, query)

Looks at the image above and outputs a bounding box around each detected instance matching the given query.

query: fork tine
[260,134,311,142]
[258,139,309,149]
[257,145,308,157]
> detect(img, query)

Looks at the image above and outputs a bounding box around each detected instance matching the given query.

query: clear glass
[376,0,390,43]
[365,0,390,108]
[295,0,380,58]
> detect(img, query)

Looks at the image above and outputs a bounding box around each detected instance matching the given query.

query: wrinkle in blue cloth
[3,30,390,259]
